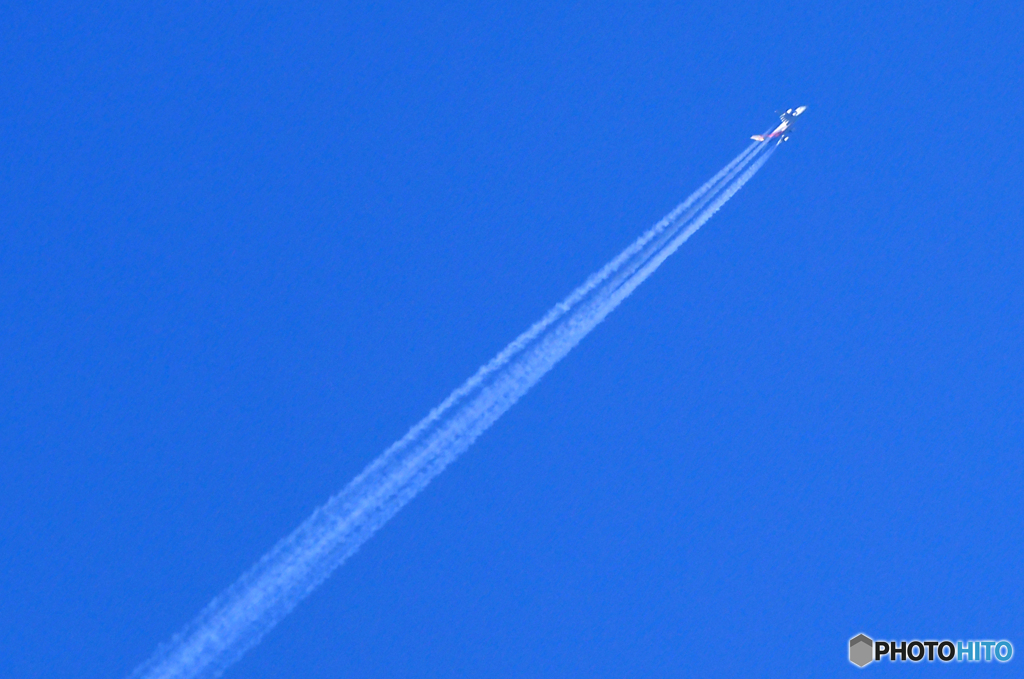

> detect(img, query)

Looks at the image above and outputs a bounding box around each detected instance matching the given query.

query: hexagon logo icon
[850,634,874,667]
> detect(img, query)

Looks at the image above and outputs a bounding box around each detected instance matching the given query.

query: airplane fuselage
[751,106,807,142]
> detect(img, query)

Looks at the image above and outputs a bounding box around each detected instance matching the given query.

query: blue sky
[2,2,1022,677]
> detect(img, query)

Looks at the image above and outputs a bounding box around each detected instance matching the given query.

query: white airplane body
[752,106,807,142]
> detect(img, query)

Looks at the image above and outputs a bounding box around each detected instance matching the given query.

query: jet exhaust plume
[128,141,775,679]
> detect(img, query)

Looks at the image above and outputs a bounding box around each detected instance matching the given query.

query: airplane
[751,106,807,142]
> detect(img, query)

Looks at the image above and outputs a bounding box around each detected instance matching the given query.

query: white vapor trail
[128,140,775,679]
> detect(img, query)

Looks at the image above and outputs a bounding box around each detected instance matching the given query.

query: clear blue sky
[2,2,1022,677]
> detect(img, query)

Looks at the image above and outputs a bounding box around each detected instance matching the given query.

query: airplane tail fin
[751,135,765,142]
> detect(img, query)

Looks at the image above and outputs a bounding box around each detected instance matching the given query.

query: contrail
[128,140,775,679]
